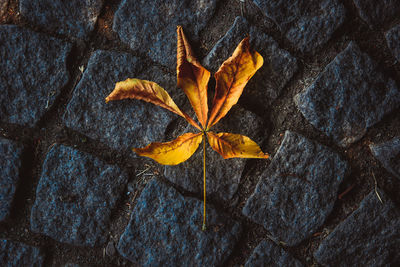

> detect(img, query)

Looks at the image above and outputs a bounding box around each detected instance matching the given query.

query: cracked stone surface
[370,136,400,180]
[0,138,23,222]
[244,239,303,267]
[63,50,180,152]
[203,16,298,106]
[353,0,400,29]
[295,42,400,147]
[113,0,217,67]
[386,24,400,62]
[243,131,348,246]
[19,0,104,40]
[0,25,71,127]
[314,189,400,266]
[30,144,128,247]
[164,105,267,202]
[118,178,241,266]
[252,0,345,53]
[0,240,44,266]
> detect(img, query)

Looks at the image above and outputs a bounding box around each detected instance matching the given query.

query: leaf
[207,37,263,129]
[133,132,203,165]
[177,26,210,129]
[106,78,201,130]
[207,131,269,159]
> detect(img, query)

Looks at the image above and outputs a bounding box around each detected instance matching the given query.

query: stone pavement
[0,0,399,266]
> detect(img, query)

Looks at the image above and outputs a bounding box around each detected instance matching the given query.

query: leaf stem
[202,133,207,231]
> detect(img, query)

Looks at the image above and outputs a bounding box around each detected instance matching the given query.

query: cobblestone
[0,239,44,266]
[386,24,400,63]
[370,137,400,180]
[353,0,400,29]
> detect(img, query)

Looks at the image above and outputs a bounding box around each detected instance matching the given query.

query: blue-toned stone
[295,42,400,147]
[0,25,71,127]
[314,189,400,266]
[19,0,104,39]
[243,131,348,246]
[0,239,44,267]
[63,50,179,152]
[370,137,400,180]
[113,0,217,67]
[0,138,23,222]
[30,144,128,247]
[386,24,400,62]
[118,179,241,266]
[203,16,298,106]
[353,0,400,29]
[245,239,303,267]
[252,0,345,53]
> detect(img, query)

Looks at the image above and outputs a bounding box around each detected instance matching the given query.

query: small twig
[136,166,151,177]
[338,184,355,200]
[239,0,245,17]
[372,172,383,204]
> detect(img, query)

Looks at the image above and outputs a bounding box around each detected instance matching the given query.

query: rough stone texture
[0,25,71,127]
[113,0,217,67]
[0,0,8,18]
[64,50,180,152]
[243,131,348,246]
[0,239,44,266]
[386,24,400,62]
[353,0,400,29]
[30,144,128,247]
[164,105,267,202]
[203,16,298,106]
[253,0,345,53]
[370,137,400,179]
[244,239,303,267]
[0,138,23,222]
[118,178,241,266]
[295,42,400,147]
[314,189,400,266]
[19,0,104,40]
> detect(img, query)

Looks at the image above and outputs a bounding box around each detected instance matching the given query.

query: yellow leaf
[207,37,263,129]
[105,78,201,130]
[207,131,269,159]
[133,132,203,165]
[177,26,210,129]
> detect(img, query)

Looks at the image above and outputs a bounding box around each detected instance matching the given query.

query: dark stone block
[30,144,128,247]
[113,0,217,67]
[252,0,345,53]
[19,0,104,39]
[370,137,400,179]
[164,105,267,202]
[386,24,400,62]
[118,178,241,266]
[0,239,44,267]
[203,16,298,106]
[0,138,23,222]
[63,50,180,152]
[0,25,71,127]
[243,131,348,246]
[314,189,400,266]
[353,0,400,29]
[295,42,400,147]
[245,239,303,267]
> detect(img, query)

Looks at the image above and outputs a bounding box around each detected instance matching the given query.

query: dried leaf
[207,131,269,159]
[177,26,210,129]
[207,37,263,128]
[133,132,203,165]
[106,78,201,130]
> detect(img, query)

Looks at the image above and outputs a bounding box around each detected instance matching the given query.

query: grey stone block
[0,239,44,267]
[63,50,179,152]
[203,16,298,106]
[118,178,241,266]
[353,0,400,29]
[295,42,400,147]
[30,144,128,247]
[0,138,23,222]
[253,0,345,53]
[386,24,400,62]
[370,136,400,179]
[314,189,400,266]
[113,0,217,67]
[19,0,104,39]
[0,25,71,127]
[245,239,303,267]
[243,131,348,246]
